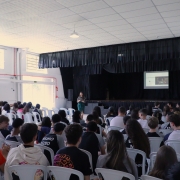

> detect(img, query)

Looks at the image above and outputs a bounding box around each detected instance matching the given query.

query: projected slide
[144,71,169,89]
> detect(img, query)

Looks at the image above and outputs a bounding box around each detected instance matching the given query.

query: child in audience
[93,106,104,122]
[54,124,92,180]
[0,115,10,139]
[17,104,23,113]
[41,123,65,154]
[37,116,51,143]
[121,116,131,134]
[126,105,134,116]
[146,105,153,120]
[22,104,30,114]
[149,146,177,179]
[110,106,126,128]
[153,110,164,125]
[11,103,18,114]
[72,110,85,125]
[58,110,70,125]
[161,113,173,129]
[167,102,174,112]
[6,118,24,143]
[4,123,49,180]
[147,117,160,137]
[33,104,42,120]
[1,104,10,116]
[125,119,150,177]
[162,105,171,122]
[152,102,162,113]
[138,109,150,129]
[165,162,180,180]
[168,114,180,140]
[96,130,138,180]
[131,109,139,120]
[79,121,99,174]
[106,106,116,118]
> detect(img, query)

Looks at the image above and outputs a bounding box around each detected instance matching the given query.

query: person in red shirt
[0,144,10,172]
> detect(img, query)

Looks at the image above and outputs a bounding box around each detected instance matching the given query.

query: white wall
[0,46,66,108]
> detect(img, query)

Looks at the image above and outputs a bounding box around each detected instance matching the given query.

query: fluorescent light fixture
[70,30,79,38]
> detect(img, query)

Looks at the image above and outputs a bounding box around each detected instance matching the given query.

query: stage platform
[83,100,179,115]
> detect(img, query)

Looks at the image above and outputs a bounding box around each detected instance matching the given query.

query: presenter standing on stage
[77,92,86,113]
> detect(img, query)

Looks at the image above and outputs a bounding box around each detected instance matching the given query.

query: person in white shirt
[152,102,162,113]
[138,108,150,129]
[168,114,180,141]
[110,107,126,128]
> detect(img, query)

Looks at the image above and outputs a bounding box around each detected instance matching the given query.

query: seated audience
[4,123,49,180]
[93,106,104,122]
[147,117,160,137]
[17,104,23,113]
[22,104,30,114]
[6,118,24,143]
[126,105,134,116]
[96,130,138,180]
[81,114,94,128]
[17,101,21,106]
[121,116,131,134]
[146,105,153,120]
[149,146,177,179]
[152,102,162,113]
[161,113,173,129]
[54,124,92,180]
[167,102,174,112]
[72,110,85,125]
[1,104,10,116]
[0,144,10,173]
[106,106,116,118]
[1,102,7,111]
[37,116,51,143]
[131,109,139,120]
[11,103,18,114]
[110,106,126,128]
[168,114,180,140]
[22,102,26,108]
[58,110,70,125]
[79,121,99,173]
[33,104,42,119]
[92,111,102,125]
[125,119,150,176]
[165,162,180,180]
[153,110,164,125]
[138,109,150,129]
[28,102,34,113]
[0,101,3,115]
[41,123,65,154]
[0,115,10,139]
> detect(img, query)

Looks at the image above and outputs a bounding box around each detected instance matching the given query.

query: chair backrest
[47,110,53,119]
[32,112,42,125]
[123,134,128,141]
[0,138,4,148]
[143,128,149,133]
[17,112,24,119]
[52,108,59,114]
[158,129,173,136]
[42,108,48,117]
[80,149,93,173]
[165,140,180,153]
[97,124,102,136]
[35,144,54,165]
[47,166,84,180]
[107,126,122,132]
[127,148,146,175]
[105,117,114,126]
[95,168,135,180]
[59,108,68,116]
[148,137,163,152]
[24,113,35,123]
[60,121,68,127]
[8,165,47,180]
[141,175,162,180]
[68,108,75,116]
[7,113,16,125]
[5,140,21,148]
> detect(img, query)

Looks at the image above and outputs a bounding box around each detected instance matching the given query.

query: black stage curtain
[40,37,180,71]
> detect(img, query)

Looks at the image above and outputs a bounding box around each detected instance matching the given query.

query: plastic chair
[8,165,47,180]
[52,108,59,114]
[35,144,54,165]
[47,166,84,180]
[60,121,68,126]
[165,140,180,153]
[158,129,173,136]
[32,112,42,125]
[42,107,48,117]
[24,113,35,123]
[105,117,114,126]
[107,126,122,132]
[127,148,146,175]
[0,138,4,148]
[68,108,75,120]
[123,134,128,141]
[148,137,163,152]
[47,110,53,119]
[95,168,135,180]
[141,175,162,180]
[7,113,16,125]
[97,124,102,136]
[17,112,24,119]
[5,140,21,148]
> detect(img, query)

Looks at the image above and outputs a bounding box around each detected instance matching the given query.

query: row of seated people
[0,104,180,180]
